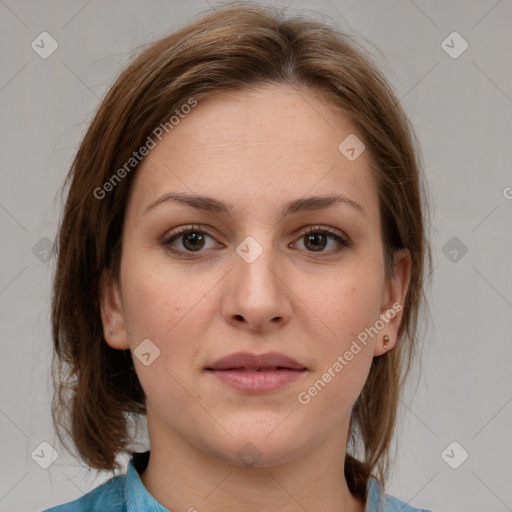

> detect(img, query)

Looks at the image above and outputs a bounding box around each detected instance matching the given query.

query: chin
[204,425,311,470]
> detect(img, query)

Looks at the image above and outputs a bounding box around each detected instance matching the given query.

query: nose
[221,238,292,333]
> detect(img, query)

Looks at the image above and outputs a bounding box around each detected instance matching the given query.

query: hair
[51,0,431,499]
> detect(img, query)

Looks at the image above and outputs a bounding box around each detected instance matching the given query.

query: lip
[205,351,307,394]
[207,351,306,371]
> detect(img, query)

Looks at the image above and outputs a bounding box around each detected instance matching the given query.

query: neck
[139,408,366,512]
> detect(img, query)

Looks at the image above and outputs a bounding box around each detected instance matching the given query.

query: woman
[46,3,432,511]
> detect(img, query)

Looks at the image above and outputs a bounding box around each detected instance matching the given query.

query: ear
[99,268,130,350]
[373,248,412,356]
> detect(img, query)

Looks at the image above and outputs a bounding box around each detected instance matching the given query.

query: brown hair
[51,1,431,498]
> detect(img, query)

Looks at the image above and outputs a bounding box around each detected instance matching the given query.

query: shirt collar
[366,476,384,511]
[125,451,382,512]
[125,451,169,511]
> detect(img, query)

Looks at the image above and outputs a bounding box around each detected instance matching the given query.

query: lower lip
[207,369,306,393]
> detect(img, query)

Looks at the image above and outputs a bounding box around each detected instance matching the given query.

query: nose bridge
[224,230,291,329]
[234,232,281,295]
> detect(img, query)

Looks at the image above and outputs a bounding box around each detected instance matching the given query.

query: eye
[292,226,352,254]
[163,225,220,254]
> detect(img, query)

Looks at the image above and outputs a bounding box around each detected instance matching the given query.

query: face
[101,84,410,468]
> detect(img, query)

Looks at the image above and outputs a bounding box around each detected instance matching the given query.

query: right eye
[162,225,222,255]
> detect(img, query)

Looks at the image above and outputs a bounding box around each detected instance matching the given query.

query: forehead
[127,84,379,222]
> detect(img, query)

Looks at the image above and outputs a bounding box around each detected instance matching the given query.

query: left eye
[162,226,351,255]
[292,228,351,253]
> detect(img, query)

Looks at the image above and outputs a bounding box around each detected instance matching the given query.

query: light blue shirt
[43,451,431,511]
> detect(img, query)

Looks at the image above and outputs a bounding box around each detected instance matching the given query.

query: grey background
[0,0,511,511]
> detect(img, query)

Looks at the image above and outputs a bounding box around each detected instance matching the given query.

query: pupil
[306,233,326,251]
[184,232,204,251]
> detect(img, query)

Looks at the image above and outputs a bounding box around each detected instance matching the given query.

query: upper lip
[206,351,306,371]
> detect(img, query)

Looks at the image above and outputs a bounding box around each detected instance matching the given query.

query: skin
[100,83,411,512]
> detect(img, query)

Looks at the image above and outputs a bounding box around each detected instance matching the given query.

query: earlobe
[99,268,130,350]
[374,248,412,357]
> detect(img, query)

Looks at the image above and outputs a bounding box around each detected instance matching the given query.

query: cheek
[306,263,385,344]
[121,246,185,332]
[295,273,382,416]
[120,249,219,362]
[122,275,175,340]
[119,256,208,405]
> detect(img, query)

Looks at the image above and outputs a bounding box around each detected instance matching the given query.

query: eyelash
[162,224,353,257]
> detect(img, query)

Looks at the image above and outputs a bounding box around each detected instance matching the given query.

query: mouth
[206,351,307,371]
[205,351,307,393]
[212,366,300,371]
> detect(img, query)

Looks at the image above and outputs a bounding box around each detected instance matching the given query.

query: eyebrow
[144,192,365,217]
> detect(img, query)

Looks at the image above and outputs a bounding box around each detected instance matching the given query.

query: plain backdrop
[0,1,511,511]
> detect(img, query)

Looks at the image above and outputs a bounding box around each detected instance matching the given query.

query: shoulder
[41,473,126,512]
[366,477,432,512]
[379,494,432,512]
